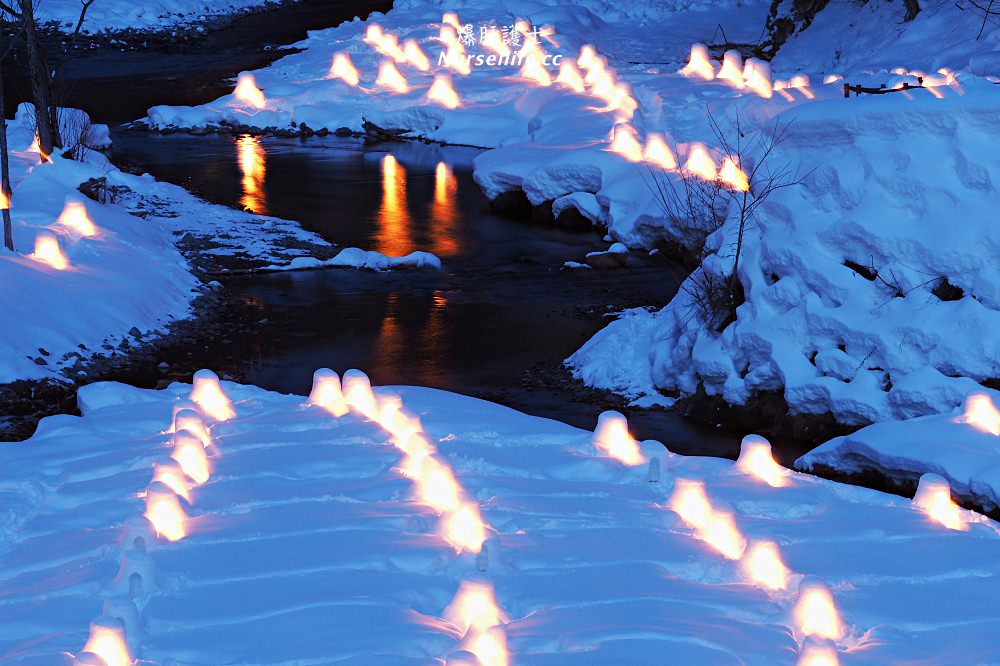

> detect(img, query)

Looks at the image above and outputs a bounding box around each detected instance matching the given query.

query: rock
[158,362,170,372]
[333,127,352,137]
[38,347,50,356]
[129,327,142,339]
[33,357,48,366]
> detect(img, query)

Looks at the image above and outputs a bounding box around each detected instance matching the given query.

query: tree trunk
[18,0,58,156]
[0,59,13,251]
[903,0,921,21]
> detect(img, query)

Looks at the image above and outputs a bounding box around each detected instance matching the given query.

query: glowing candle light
[823,74,844,84]
[684,143,717,180]
[57,200,97,237]
[78,617,131,666]
[912,473,970,531]
[592,411,644,465]
[144,481,188,542]
[735,435,786,486]
[445,42,472,75]
[680,43,715,80]
[668,478,713,530]
[445,580,506,634]
[309,368,349,417]
[442,12,461,29]
[365,24,384,43]
[342,369,378,418]
[583,56,609,87]
[0,189,8,210]
[439,24,459,46]
[468,627,509,666]
[743,58,773,98]
[417,456,462,513]
[773,79,795,101]
[797,641,841,666]
[577,45,597,71]
[237,134,267,214]
[742,540,791,590]
[402,39,430,71]
[171,408,211,448]
[152,462,193,502]
[520,56,553,86]
[189,369,235,422]
[793,579,845,641]
[789,74,815,99]
[609,124,644,163]
[958,393,1000,435]
[444,502,487,553]
[481,28,510,58]
[171,429,210,485]
[644,134,677,170]
[330,52,360,86]
[716,49,745,87]
[31,234,69,270]
[400,431,434,458]
[233,72,266,110]
[555,60,585,93]
[376,60,409,93]
[703,511,746,560]
[719,156,750,191]
[427,74,461,109]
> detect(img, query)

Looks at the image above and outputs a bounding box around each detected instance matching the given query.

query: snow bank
[798,391,1000,512]
[36,0,275,33]
[2,375,1000,663]
[262,247,442,272]
[0,107,199,384]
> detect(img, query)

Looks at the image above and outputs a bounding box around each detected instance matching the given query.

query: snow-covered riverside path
[2,370,1000,664]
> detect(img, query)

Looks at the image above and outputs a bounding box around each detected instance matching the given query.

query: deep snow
[2,371,1000,664]
[35,0,278,33]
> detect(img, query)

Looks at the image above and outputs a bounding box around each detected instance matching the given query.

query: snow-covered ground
[2,370,1000,664]
[36,0,278,34]
[139,0,1000,429]
[799,391,1000,513]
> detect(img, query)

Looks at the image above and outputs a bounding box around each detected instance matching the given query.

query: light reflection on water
[237,135,267,214]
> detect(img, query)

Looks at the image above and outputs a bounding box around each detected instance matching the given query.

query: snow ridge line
[69,369,233,665]
[592,411,998,665]
[308,368,509,666]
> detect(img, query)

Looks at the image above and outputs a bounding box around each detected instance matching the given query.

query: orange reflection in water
[376,154,412,257]
[238,135,267,215]
[431,161,459,257]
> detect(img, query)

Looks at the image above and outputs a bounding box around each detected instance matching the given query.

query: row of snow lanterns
[590,393,1000,665]
[26,198,99,271]
[73,370,235,666]
[680,43,817,100]
[308,368,508,666]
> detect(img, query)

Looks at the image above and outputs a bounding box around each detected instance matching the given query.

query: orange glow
[378,33,408,62]
[742,541,791,590]
[538,24,559,49]
[343,370,378,418]
[57,200,97,237]
[309,369,349,417]
[445,580,506,634]
[416,456,462,513]
[439,25,459,46]
[28,133,50,162]
[520,56,553,86]
[684,143,717,180]
[444,502,487,553]
[592,411,644,465]
[80,621,131,666]
[959,393,1000,435]
[468,627,509,666]
[445,42,472,75]
[555,60,585,93]
[442,12,461,29]
[680,43,715,81]
[609,124,644,163]
[577,45,597,71]
[152,463,193,502]
[743,59,773,98]
[234,72,266,110]
[427,74,461,109]
[144,485,188,542]
[0,189,8,210]
[403,39,430,71]
[716,50,744,88]
[431,161,459,257]
[797,643,841,666]
[644,134,677,170]
[703,511,746,560]
[668,478,713,530]
[31,234,69,270]
[171,430,211,485]
[736,436,786,486]
[823,74,844,84]
[172,409,211,447]
[481,29,510,58]
[376,60,409,93]
[376,154,413,257]
[789,74,815,99]
[583,56,609,87]
[330,52,360,86]
[189,370,235,422]
[793,581,845,641]
[238,135,267,215]
[773,80,796,101]
[719,156,750,192]
[913,474,970,531]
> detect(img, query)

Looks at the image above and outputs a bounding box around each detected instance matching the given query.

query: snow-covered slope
[2,372,999,664]
[36,0,276,33]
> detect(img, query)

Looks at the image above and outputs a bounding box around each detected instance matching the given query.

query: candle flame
[913,474,970,531]
[0,189,8,210]
[80,622,131,666]
[57,200,97,237]
[736,435,786,486]
[644,134,677,170]
[330,52,360,86]
[144,487,188,542]
[171,430,211,485]
[680,43,715,80]
[28,133,50,162]
[31,234,69,270]
[234,72,266,110]
[742,540,791,590]
[793,581,845,641]
[189,370,235,422]
[376,60,409,93]
[684,143,717,180]
[592,411,644,465]
[309,369,349,417]
[427,74,461,109]
[959,393,1000,435]
[555,60,585,93]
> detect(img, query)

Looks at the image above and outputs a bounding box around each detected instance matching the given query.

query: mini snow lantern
[735,435,787,487]
[592,410,644,465]
[309,368,349,416]
[913,473,970,531]
[189,369,235,421]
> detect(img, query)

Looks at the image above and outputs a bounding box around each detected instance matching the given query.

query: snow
[262,247,443,272]
[35,0,275,33]
[798,390,1000,512]
[2,372,1000,663]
